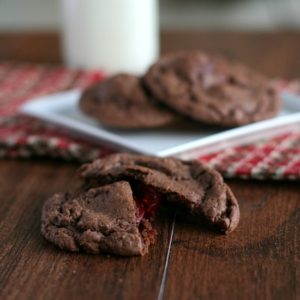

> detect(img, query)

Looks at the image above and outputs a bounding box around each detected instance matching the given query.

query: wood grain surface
[1,31,300,77]
[0,32,300,300]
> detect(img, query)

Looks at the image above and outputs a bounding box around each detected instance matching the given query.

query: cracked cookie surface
[143,51,281,127]
[80,153,240,234]
[79,73,176,129]
[41,181,155,256]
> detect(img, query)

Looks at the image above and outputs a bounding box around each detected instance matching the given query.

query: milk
[61,0,159,74]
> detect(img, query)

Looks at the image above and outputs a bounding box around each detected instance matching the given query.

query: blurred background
[0,0,300,31]
[0,0,300,77]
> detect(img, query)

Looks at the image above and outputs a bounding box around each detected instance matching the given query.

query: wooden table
[1,32,300,300]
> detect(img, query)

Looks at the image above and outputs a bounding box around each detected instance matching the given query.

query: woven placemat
[1,62,299,180]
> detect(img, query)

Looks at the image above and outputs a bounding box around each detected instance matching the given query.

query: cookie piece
[143,51,281,126]
[80,153,240,234]
[41,181,156,256]
[79,74,176,129]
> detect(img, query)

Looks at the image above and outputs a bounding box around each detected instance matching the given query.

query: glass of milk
[60,0,159,74]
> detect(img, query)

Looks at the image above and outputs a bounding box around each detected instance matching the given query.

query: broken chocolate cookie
[42,154,240,256]
[41,181,156,256]
[80,153,240,234]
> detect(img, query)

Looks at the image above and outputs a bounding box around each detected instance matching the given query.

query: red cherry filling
[133,183,162,224]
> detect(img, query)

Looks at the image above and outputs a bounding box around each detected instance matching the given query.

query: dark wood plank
[1,31,300,77]
[161,31,300,78]
[0,33,61,64]
[159,32,300,300]
[0,31,300,300]
[163,181,300,300]
[0,161,172,300]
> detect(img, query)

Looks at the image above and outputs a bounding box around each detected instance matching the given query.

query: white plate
[20,89,300,158]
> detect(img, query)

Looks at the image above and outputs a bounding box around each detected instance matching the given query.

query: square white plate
[20,89,300,158]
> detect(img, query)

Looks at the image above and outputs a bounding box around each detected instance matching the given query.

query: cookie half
[80,153,240,234]
[79,74,176,129]
[41,181,156,256]
[143,51,281,127]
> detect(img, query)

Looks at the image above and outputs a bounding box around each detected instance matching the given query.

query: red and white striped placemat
[0,61,299,180]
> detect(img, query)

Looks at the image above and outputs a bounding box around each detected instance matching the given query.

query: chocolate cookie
[143,51,281,126]
[79,74,176,129]
[80,153,240,234]
[41,181,155,256]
